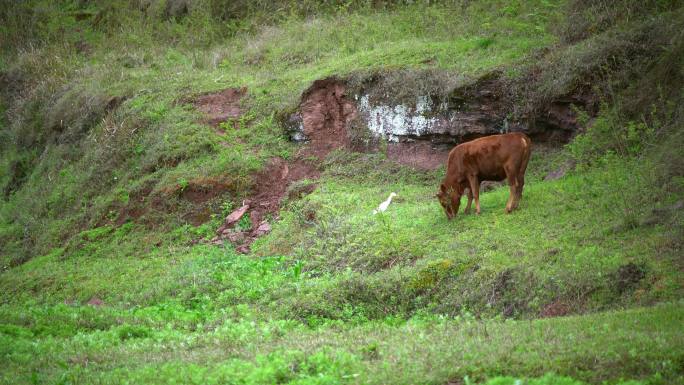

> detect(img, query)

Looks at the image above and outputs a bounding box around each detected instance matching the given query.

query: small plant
[177,177,189,192]
[476,37,495,49]
[292,260,304,279]
[236,214,252,231]
[220,200,235,217]
[116,324,151,341]
[410,259,456,291]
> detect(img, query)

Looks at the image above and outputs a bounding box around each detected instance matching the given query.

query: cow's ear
[440,183,447,193]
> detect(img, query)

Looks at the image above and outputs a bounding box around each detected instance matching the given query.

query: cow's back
[447,133,530,181]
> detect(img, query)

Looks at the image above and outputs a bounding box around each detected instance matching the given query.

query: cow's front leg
[464,188,473,214]
[467,175,480,214]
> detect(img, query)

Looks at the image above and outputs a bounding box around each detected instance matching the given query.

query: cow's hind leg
[512,174,524,210]
[511,172,525,210]
[504,166,518,214]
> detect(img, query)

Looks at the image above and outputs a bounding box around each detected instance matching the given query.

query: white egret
[373,192,397,215]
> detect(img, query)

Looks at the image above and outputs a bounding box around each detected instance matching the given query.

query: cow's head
[436,183,462,220]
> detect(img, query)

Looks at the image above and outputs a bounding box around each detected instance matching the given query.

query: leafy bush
[569,104,658,164]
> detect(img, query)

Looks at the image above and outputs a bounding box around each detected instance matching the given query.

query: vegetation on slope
[0,0,565,265]
[1,0,683,384]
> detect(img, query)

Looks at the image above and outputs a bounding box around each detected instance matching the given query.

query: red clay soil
[299,78,356,159]
[258,78,358,215]
[307,77,450,171]
[215,158,321,253]
[113,183,155,227]
[249,158,320,223]
[108,175,235,228]
[539,300,571,318]
[195,87,247,128]
[178,178,233,204]
[180,178,234,225]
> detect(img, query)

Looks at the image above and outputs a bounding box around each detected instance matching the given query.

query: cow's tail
[519,134,532,177]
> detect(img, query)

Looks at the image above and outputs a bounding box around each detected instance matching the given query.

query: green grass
[1,1,684,384]
[1,145,681,384]
[251,150,681,321]
[1,299,682,384]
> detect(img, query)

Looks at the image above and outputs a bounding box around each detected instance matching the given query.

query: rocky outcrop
[284,72,596,169]
[357,74,510,145]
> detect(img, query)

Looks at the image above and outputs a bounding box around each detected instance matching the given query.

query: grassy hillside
[1,1,683,384]
[0,0,564,265]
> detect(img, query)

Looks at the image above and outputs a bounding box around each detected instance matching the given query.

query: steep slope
[1,1,683,384]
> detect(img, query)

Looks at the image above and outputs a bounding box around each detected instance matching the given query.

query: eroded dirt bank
[208,79,359,251]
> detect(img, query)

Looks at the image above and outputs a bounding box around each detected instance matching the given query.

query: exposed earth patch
[195,86,246,129]
[206,81,356,251]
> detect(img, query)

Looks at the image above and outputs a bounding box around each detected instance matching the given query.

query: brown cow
[437,132,531,219]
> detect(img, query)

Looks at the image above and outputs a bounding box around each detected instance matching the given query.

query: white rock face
[286,82,511,145]
[357,94,445,142]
